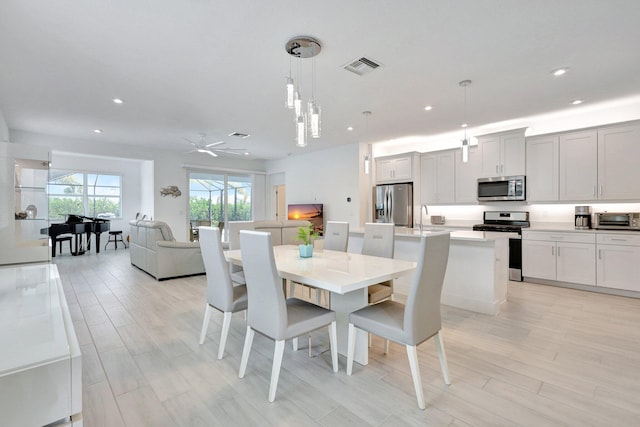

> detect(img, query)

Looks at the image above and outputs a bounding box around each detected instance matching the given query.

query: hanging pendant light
[285,56,295,109]
[285,36,322,147]
[296,114,307,147]
[459,80,472,163]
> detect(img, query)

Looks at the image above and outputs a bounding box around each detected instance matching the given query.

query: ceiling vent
[343,57,381,76]
[228,131,250,139]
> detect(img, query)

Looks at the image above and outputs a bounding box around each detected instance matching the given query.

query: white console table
[0,263,82,426]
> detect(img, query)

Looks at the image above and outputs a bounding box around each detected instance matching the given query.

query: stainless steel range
[473,211,530,281]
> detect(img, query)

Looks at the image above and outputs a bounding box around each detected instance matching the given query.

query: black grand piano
[42,214,111,257]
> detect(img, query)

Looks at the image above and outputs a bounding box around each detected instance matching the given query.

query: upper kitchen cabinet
[558,122,640,201]
[454,145,481,203]
[559,130,598,200]
[526,134,559,201]
[420,150,455,204]
[597,123,640,200]
[0,142,51,265]
[478,128,526,178]
[375,152,418,183]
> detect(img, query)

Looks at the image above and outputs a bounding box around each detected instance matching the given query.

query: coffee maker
[575,206,592,230]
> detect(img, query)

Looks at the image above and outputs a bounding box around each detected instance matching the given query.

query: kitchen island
[348,228,515,315]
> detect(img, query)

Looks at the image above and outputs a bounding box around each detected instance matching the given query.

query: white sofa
[129,220,205,280]
[227,220,312,250]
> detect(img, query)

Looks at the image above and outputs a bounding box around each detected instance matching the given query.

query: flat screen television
[288,204,323,236]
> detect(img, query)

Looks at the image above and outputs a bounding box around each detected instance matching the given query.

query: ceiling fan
[184,133,247,157]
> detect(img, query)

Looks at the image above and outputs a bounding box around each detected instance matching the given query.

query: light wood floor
[54,248,640,426]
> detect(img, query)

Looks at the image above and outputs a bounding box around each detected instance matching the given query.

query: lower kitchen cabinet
[596,233,640,292]
[522,231,596,286]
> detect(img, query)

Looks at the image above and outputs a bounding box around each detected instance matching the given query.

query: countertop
[350,227,517,242]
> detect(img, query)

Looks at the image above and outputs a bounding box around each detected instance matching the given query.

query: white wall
[0,110,9,142]
[265,143,368,229]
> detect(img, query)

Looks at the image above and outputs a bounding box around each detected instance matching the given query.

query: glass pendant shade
[462,138,469,163]
[296,114,307,147]
[309,101,321,138]
[285,77,294,108]
[294,91,302,117]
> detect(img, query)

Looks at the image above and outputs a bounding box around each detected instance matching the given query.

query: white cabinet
[0,142,50,265]
[376,153,414,183]
[596,233,640,292]
[420,150,455,204]
[597,123,640,200]
[526,134,559,201]
[479,129,526,177]
[559,130,598,200]
[522,231,596,286]
[454,145,481,203]
[558,123,640,201]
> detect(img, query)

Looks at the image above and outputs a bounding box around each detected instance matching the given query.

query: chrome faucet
[419,204,429,232]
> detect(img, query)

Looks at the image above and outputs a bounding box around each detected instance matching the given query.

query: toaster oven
[593,212,640,230]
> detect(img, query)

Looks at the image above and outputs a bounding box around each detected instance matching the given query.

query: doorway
[275,184,286,221]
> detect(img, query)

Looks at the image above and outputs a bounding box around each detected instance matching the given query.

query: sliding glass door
[188,172,252,240]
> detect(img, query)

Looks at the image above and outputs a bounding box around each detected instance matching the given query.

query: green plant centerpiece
[296,225,319,258]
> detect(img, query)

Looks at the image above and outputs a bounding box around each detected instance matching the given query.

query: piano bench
[57,235,73,254]
[105,230,127,250]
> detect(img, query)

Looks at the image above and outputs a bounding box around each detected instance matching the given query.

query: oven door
[509,238,522,281]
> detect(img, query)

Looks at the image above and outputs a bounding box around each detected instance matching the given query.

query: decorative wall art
[160,186,182,197]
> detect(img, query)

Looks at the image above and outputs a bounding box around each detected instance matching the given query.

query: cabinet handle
[501,164,504,173]
[495,165,499,174]
[610,238,627,242]
[593,185,596,196]
[598,249,602,260]
[599,185,603,196]
[557,247,560,256]
[551,246,555,256]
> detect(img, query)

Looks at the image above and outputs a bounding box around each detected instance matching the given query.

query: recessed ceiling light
[424,105,433,111]
[552,68,569,77]
[244,151,250,156]
[571,99,584,105]
[112,98,123,104]
[93,129,103,133]
[347,126,354,131]
[461,123,468,128]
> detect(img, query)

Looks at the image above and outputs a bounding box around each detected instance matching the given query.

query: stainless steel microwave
[593,212,640,230]
[477,175,526,202]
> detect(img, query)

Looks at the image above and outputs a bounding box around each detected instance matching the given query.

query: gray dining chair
[290,220,349,306]
[238,230,338,402]
[362,222,395,305]
[198,227,248,360]
[346,231,451,410]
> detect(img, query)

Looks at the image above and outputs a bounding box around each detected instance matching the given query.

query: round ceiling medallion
[285,36,321,58]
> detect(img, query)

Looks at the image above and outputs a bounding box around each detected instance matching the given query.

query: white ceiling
[1,0,640,161]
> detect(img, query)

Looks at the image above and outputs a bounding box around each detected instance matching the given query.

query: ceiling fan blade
[205,141,225,148]
[203,150,218,157]
[217,149,245,156]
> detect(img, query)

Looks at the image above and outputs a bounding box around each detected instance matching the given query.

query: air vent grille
[228,132,250,139]
[343,57,382,76]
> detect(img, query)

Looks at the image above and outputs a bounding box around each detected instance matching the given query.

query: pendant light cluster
[459,79,472,163]
[285,36,322,147]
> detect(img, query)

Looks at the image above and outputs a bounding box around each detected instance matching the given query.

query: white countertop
[0,264,71,375]
[350,228,517,242]
[527,222,640,235]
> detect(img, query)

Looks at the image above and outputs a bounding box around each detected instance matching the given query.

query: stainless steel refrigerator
[373,183,413,227]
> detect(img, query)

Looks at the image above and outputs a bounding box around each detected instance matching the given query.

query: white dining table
[225,245,417,365]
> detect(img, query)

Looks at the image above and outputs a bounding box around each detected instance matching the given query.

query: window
[48,170,122,220]
[189,172,252,239]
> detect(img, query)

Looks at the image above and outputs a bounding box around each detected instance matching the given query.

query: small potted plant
[296,224,319,258]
